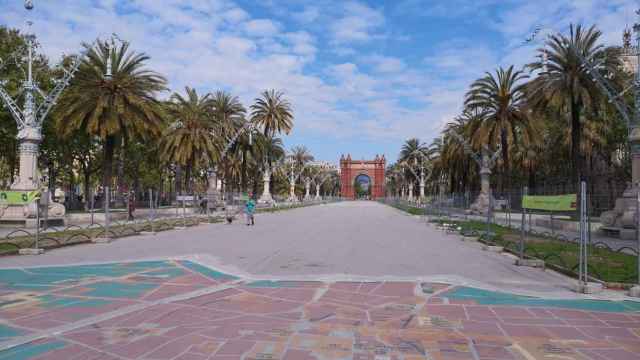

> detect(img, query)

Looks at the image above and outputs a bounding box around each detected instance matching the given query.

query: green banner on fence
[0,190,41,205]
[522,194,576,211]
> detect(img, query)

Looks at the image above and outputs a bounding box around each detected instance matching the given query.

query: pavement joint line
[0,278,245,352]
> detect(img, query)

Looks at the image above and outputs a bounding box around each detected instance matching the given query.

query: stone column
[408,183,414,201]
[480,165,491,195]
[287,180,297,203]
[304,178,311,201]
[206,169,218,209]
[314,184,321,201]
[630,128,640,188]
[12,126,41,191]
[258,168,273,204]
[419,180,425,200]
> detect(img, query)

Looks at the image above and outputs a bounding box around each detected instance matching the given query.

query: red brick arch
[340,154,386,199]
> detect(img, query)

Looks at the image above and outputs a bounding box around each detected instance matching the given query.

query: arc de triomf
[339,154,386,199]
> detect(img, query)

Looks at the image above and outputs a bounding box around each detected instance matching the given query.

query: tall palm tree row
[396,22,629,203]
[56,40,167,190]
[25,34,303,204]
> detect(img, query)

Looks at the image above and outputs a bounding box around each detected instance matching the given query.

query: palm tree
[211,90,246,145]
[527,24,614,185]
[400,138,427,163]
[56,39,166,189]
[290,145,314,166]
[250,89,294,136]
[465,65,531,190]
[159,87,216,194]
[210,91,246,193]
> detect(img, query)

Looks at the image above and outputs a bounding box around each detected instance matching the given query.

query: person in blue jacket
[244,193,256,226]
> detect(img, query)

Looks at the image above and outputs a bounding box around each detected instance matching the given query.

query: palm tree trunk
[83,169,92,212]
[501,127,510,193]
[102,135,116,189]
[184,164,192,194]
[175,165,183,197]
[241,150,247,193]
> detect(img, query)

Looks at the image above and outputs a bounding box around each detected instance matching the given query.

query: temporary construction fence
[383,184,640,288]
[0,187,337,257]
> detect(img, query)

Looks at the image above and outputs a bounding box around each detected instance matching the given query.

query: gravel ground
[0,201,578,296]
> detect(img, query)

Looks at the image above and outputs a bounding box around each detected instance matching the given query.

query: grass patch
[430,218,638,284]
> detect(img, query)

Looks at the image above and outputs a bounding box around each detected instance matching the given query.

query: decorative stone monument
[588,14,640,241]
[600,128,640,239]
[449,132,501,215]
[467,145,501,215]
[303,177,312,201]
[258,167,274,204]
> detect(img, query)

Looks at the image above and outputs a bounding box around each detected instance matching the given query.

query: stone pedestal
[600,129,640,237]
[206,171,219,210]
[259,170,274,204]
[600,184,640,231]
[287,182,298,203]
[304,179,312,201]
[467,166,494,215]
[408,184,414,202]
[629,285,640,298]
[314,184,321,201]
[0,191,65,228]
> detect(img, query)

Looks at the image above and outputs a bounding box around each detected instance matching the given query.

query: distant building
[620,27,638,74]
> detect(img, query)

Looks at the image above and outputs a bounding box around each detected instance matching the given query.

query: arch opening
[354,174,372,200]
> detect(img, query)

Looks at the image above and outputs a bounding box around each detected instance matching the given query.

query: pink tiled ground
[0,263,639,359]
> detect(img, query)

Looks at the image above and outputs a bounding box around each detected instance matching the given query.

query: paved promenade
[1,201,575,296]
[0,202,639,359]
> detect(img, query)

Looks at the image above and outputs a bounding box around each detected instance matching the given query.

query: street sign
[0,190,41,205]
[522,194,576,211]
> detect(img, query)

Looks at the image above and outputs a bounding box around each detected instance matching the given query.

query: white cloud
[243,19,280,37]
[293,6,320,23]
[364,55,406,73]
[0,0,632,161]
[330,1,385,44]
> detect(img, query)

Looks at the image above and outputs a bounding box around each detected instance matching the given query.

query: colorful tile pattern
[0,261,638,359]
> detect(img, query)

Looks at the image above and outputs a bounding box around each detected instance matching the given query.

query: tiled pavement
[0,260,639,359]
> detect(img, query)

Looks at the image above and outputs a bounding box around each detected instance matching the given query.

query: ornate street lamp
[206,121,258,207]
[0,1,107,225]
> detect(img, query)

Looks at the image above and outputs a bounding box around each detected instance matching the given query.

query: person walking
[244,194,256,226]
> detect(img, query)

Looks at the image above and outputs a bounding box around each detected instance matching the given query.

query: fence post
[633,192,640,296]
[520,187,527,260]
[90,192,95,226]
[507,191,511,228]
[637,191,640,286]
[149,188,155,234]
[486,189,492,239]
[182,197,187,228]
[105,187,110,238]
[35,198,40,251]
[579,181,588,286]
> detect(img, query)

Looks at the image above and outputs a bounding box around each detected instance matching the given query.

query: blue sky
[0,0,635,164]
